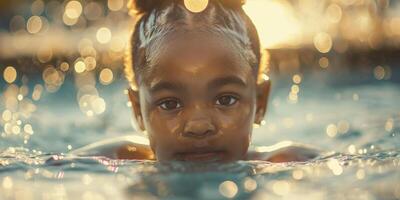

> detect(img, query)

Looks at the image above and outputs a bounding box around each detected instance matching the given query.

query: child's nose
[182,118,216,139]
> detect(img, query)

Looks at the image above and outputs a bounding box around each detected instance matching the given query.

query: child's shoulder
[70,137,319,162]
[246,142,320,162]
[70,135,155,160]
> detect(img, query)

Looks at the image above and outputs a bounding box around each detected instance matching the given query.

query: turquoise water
[1,71,400,200]
[0,150,399,199]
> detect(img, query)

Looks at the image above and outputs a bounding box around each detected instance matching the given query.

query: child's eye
[216,95,238,106]
[159,99,182,110]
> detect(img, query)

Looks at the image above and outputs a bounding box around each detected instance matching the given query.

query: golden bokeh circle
[184,0,209,13]
[3,66,17,84]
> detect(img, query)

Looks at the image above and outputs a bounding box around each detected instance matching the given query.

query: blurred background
[0,0,399,153]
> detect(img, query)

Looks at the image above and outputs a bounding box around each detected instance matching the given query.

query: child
[71,0,319,162]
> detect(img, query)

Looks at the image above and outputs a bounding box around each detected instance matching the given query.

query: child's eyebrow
[149,81,186,93]
[149,76,246,93]
[208,76,247,89]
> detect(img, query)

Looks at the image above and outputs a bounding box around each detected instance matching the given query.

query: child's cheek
[162,111,183,137]
[146,109,183,158]
[218,104,253,160]
[216,101,255,131]
[147,109,182,139]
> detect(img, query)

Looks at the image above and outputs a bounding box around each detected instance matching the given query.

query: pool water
[1,70,400,200]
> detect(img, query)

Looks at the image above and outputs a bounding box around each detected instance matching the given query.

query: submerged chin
[174,151,226,162]
[156,150,247,163]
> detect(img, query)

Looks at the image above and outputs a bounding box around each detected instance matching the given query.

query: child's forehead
[139,33,251,82]
[158,31,248,66]
[138,32,254,85]
[144,51,253,89]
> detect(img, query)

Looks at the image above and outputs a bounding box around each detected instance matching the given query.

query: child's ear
[128,88,146,131]
[254,79,271,124]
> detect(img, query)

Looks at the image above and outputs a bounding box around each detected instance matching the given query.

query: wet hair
[124,0,261,89]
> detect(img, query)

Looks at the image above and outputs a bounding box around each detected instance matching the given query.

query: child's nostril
[185,130,214,139]
[183,118,216,138]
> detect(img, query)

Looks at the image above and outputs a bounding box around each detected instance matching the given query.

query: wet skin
[68,36,319,163]
[128,37,270,162]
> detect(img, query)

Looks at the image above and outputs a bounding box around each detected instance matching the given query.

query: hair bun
[128,0,246,14]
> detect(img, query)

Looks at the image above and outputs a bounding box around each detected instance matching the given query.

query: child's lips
[175,150,225,162]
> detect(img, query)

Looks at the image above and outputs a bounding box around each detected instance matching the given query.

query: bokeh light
[31,0,45,15]
[292,170,304,180]
[26,16,42,34]
[65,1,82,19]
[219,180,238,198]
[319,57,329,68]
[74,60,86,73]
[184,0,209,13]
[108,0,124,11]
[326,3,342,23]
[314,32,333,53]
[32,84,44,101]
[96,27,112,44]
[99,68,114,85]
[9,15,26,32]
[374,65,385,80]
[272,180,290,196]
[292,74,302,84]
[243,177,257,192]
[2,177,13,189]
[84,2,104,21]
[326,124,338,138]
[3,66,17,84]
[42,66,65,93]
[59,62,70,72]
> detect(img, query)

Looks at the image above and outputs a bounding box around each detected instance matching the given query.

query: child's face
[129,36,269,162]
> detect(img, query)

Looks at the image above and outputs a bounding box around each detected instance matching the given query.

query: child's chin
[173,151,227,162]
